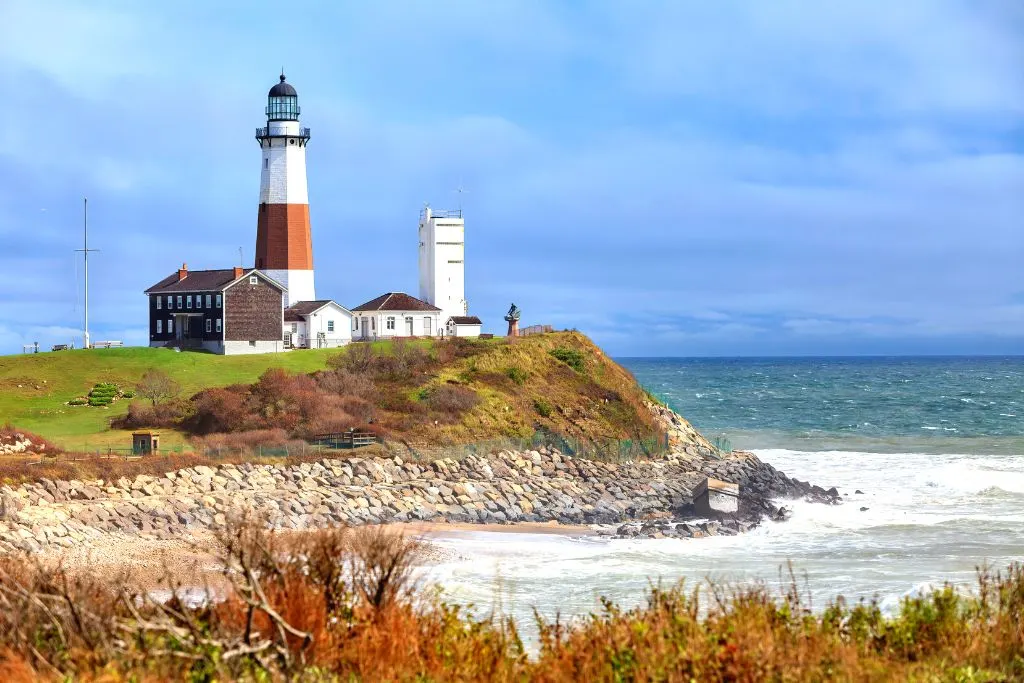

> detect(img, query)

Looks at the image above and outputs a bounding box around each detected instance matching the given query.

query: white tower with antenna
[418,201,467,324]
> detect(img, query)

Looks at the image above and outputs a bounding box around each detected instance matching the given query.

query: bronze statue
[505,303,521,337]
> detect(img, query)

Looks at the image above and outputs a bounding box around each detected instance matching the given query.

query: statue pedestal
[507,320,520,337]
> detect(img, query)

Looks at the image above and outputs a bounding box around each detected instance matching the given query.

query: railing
[421,208,462,219]
[309,430,380,450]
[255,126,310,139]
[90,340,123,349]
[519,324,553,337]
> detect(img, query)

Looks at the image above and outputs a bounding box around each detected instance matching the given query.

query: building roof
[145,268,285,295]
[351,292,441,313]
[449,316,482,325]
[284,300,351,322]
[145,268,239,294]
[269,73,297,97]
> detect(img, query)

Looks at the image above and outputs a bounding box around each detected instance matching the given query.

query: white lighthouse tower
[418,206,467,323]
[254,72,315,306]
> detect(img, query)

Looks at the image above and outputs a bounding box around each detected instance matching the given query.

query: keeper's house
[351,292,442,340]
[145,264,286,355]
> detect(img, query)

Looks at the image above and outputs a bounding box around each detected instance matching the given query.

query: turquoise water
[621,356,1024,454]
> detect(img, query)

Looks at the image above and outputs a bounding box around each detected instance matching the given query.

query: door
[175,315,184,341]
[423,317,432,336]
[405,317,414,336]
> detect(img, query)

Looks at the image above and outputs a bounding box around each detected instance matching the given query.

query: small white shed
[446,316,482,338]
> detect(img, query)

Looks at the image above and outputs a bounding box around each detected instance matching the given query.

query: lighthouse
[254,72,314,306]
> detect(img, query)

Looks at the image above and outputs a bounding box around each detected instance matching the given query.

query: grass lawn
[0,346,348,449]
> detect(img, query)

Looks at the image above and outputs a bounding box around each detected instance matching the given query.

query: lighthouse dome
[268,73,297,97]
[266,73,300,121]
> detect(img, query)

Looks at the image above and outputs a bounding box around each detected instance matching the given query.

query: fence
[402,427,672,463]
[309,430,380,450]
[519,324,554,337]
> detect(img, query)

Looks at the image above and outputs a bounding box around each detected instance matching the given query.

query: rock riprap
[0,442,836,554]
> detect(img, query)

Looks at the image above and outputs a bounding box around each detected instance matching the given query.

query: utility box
[694,477,739,516]
[132,431,160,455]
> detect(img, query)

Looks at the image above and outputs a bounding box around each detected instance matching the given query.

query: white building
[350,292,442,340]
[418,206,466,324]
[446,316,482,337]
[284,300,353,349]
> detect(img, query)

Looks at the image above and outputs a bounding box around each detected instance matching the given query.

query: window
[177,295,183,309]
[156,296,162,310]
[386,316,395,330]
[264,158,268,169]
[327,320,334,332]
[156,319,162,333]
[168,318,174,334]
[167,295,173,310]
[205,294,212,308]
[187,295,193,309]
[195,295,202,310]
[353,319,359,331]
[205,319,212,333]
[249,340,257,347]
[290,323,297,333]
[249,275,258,285]
[216,294,222,308]
[216,319,222,333]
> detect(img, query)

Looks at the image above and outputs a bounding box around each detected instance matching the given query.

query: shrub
[316,369,377,400]
[121,390,135,399]
[425,385,480,417]
[136,368,181,406]
[505,367,529,385]
[534,399,553,418]
[331,343,375,373]
[67,398,88,406]
[549,347,586,372]
[88,397,112,407]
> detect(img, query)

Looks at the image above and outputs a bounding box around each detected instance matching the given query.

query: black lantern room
[266,73,300,121]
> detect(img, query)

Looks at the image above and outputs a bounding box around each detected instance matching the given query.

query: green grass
[0,346,347,448]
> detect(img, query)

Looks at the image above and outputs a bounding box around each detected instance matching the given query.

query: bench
[51,344,69,352]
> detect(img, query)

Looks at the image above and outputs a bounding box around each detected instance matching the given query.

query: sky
[0,1,1022,357]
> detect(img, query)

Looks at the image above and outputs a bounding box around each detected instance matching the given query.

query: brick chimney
[177,263,188,281]
[233,266,244,279]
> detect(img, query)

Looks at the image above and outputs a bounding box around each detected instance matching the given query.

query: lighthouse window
[264,158,268,169]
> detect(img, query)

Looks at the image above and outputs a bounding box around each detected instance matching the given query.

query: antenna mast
[74,198,100,349]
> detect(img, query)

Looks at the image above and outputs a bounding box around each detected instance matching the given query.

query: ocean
[420,356,1024,634]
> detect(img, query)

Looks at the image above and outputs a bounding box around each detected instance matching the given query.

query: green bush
[121,390,136,399]
[88,397,112,407]
[534,399,553,418]
[505,367,529,385]
[415,387,432,402]
[67,398,88,406]
[549,348,586,372]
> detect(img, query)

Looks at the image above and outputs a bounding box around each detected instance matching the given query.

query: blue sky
[0,1,1022,356]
